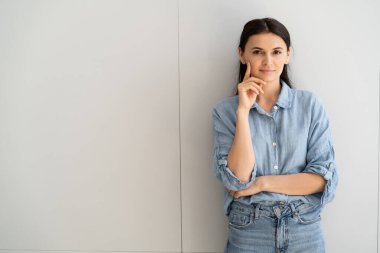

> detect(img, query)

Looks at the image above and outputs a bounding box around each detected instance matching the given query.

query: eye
[274,50,282,55]
[252,50,262,54]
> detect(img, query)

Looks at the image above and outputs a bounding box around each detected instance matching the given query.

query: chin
[261,76,274,82]
[264,74,280,81]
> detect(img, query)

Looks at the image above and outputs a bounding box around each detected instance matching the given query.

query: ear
[238,47,246,64]
[285,47,292,64]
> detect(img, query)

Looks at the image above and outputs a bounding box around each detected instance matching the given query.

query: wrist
[236,107,250,116]
[257,176,268,192]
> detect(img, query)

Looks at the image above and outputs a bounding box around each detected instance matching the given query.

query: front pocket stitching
[228,212,254,228]
[296,213,321,225]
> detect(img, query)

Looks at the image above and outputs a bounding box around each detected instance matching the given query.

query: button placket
[272,105,279,116]
[272,139,277,170]
[272,114,279,172]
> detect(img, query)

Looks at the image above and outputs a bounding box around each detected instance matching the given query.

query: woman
[212,17,338,253]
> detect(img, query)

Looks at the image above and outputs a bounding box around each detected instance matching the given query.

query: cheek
[247,58,259,67]
[249,62,261,73]
[248,56,262,65]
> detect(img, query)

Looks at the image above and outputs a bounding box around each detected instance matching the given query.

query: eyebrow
[251,47,284,50]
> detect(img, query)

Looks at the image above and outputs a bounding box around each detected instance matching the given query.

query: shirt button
[273,106,278,110]
[274,165,278,170]
[272,142,277,147]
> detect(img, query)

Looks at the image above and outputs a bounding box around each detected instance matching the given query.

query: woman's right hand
[237,62,266,112]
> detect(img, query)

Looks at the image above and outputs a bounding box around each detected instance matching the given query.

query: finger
[243,62,251,81]
[241,79,265,92]
[247,82,265,94]
[249,87,260,95]
[240,82,264,94]
[234,191,241,198]
[238,85,258,95]
[248,77,267,86]
[234,189,247,198]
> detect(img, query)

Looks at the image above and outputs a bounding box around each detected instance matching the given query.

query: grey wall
[0,0,379,252]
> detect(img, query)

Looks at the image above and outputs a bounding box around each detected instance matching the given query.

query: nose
[263,54,273,65]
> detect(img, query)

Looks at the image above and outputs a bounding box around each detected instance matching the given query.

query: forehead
[245,32,287,50]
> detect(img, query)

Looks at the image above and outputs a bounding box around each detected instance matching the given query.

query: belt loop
[254,203,260,220]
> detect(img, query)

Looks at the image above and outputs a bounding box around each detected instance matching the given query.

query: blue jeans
[225,200,325,253]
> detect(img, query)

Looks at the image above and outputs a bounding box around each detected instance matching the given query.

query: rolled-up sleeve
[303,96,339,206]
[212,106,257,191]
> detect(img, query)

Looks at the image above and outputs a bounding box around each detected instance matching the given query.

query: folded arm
[228,172,325,198]
[259,172,325,195]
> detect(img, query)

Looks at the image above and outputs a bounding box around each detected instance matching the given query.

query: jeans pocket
[295,209,321,225]
[228,208,253,228]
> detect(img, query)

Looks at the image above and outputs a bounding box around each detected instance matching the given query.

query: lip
[260,69,275,71]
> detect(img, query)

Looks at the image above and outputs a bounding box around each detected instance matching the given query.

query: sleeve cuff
[304,162,338,206]
[217,158,257,191]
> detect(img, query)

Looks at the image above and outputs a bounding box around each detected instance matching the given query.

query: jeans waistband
[230,200,318,219]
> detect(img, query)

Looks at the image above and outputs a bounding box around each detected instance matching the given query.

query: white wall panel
[0,0,379,253]
[180,0,379,252]
[0,0,181,252]
[179,1,247,251]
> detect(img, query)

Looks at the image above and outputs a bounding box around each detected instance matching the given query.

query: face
[238,32,291,83]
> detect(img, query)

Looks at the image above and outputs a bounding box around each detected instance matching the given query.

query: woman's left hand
[226,177,264,198]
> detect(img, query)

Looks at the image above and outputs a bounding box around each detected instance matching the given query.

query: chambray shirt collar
[251,79,294,109]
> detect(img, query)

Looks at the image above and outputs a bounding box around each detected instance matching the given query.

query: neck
[257,79,282,105]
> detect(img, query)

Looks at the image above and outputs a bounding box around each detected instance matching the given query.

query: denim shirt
[212,79,338,216]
